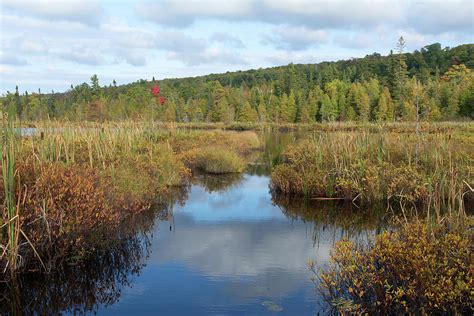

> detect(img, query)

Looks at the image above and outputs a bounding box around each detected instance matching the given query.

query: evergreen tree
[394,36,409,118]
[90,74,101,100]
[279,93,291,122]
[299,103,312,123]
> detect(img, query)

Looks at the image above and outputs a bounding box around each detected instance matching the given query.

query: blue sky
[0,0,473,94]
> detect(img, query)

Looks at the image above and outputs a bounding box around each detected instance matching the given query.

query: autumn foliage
[314,222,472,314]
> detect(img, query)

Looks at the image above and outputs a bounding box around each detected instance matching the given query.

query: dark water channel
[2,132,388,315]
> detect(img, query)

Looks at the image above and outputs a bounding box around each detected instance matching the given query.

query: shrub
[314,222,472,314]
[14,162,119,268]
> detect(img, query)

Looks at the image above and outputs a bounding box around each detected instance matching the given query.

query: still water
[2,172,386,315]
[2,133,387,315]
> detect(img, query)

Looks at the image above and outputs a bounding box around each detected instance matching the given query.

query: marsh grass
[283,124,474,314]
[271,125,473,210]
[1,109,20,274]
[1,120,262,276]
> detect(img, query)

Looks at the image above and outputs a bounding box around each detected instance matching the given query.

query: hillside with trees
[2,40,473,122]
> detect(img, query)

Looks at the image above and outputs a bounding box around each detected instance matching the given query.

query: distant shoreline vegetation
[1,42,473,123]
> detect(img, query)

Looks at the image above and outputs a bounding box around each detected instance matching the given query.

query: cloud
[168,47,248,66]
[263,26,327,50]
[16,35,49,54]
[407,1,474,34]
[333,34,375,50]
[137,0,253,28]
[136,0,472,37]
[62,46,105,65]
[210,33,245,48]
[117,50,147,67]
[0,52,28,66]
[2,0,104,26]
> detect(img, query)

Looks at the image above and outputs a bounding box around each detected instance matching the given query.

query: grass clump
[313,221,472,314]
[192,148,245,174]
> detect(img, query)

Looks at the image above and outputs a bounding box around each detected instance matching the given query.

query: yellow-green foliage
[175,130,260,174]
[192,148,245,174]
[314,222,472,314]
[271,128,473,205]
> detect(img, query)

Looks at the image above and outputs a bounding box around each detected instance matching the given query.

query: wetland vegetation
[1,40,473,314]
[1,119,472,314]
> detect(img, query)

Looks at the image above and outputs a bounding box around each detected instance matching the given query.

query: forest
[2,41,473,123]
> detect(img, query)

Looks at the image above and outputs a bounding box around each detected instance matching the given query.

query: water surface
[2,132,387,315]
[2,172,387,314]
[99,174,383,315]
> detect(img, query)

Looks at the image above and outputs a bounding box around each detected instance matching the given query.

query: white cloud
[62,46,105,65]
[263,26,327,50]
[137,0,253,28]
[0,0,472,94]
[333,34,375,50]
[168,47,248,66]
[2,0,104,26]
[136,0,472,37]
[16,35,49,54]
[0,52,28,65]
[210,33,245,48]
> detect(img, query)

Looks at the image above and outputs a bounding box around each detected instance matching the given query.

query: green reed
[1,108,19,273]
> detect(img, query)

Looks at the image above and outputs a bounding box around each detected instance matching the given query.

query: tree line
[2,39,473,122]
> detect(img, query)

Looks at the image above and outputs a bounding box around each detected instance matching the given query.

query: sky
[0,0,473,94]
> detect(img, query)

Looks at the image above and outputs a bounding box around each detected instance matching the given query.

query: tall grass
[1,109,19,273]
[271,125,473,210]
[1,120,262,276]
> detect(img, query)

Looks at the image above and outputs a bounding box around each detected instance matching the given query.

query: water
[2,171,386,315]
[1,132,387,314]
[101,174,329,315]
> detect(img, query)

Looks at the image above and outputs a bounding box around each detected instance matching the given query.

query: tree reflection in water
[272,194,390,246]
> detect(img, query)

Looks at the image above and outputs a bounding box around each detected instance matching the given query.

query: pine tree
[279,93,290,122]
[394,36,408,118]
[401,101,417,121]
[383,87,395,122]
[287,91,297,122]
